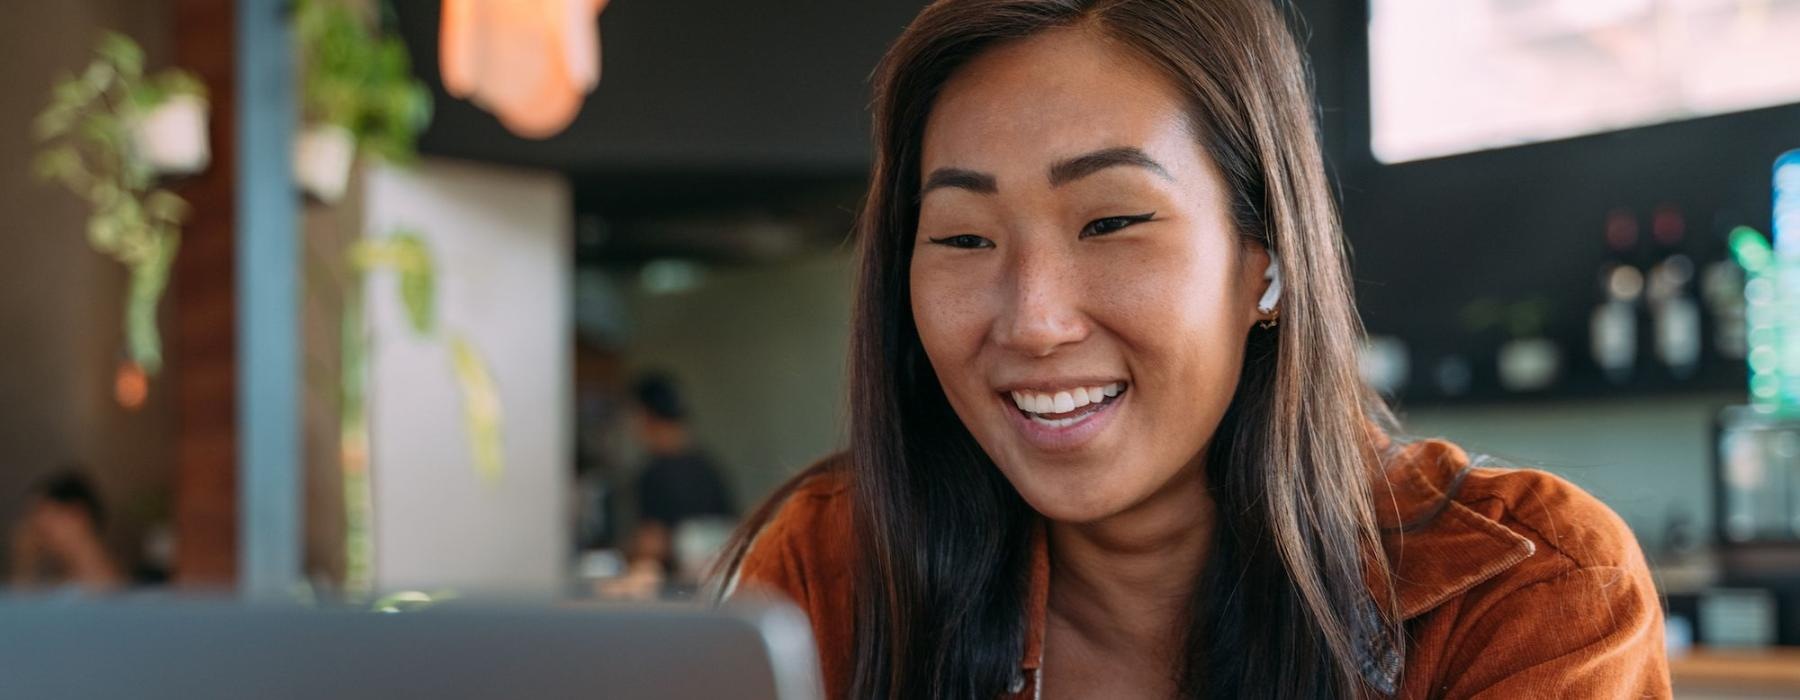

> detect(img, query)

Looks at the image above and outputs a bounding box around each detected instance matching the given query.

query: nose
[991,242,1089,357]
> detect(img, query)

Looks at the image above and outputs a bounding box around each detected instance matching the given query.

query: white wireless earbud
[1257,252,1282,314]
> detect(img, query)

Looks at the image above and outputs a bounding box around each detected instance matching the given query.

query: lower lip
[1001,390,1126,452]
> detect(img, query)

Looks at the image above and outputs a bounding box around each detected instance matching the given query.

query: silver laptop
[0,598,820,700]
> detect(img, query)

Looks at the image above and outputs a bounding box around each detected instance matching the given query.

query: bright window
[1370,0,1800,163]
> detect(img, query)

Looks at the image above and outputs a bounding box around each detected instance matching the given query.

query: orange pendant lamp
[440,0,610,139]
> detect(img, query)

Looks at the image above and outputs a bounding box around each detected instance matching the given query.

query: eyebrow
[918,146,1173,199]
[919,168,998,198]
[1048,146,1172,186]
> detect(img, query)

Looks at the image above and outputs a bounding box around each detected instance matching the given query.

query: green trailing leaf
[80,61,117,95]
[32,146,80,184]
[88,182,120,211]
[132,71,209,110]
[77,114,122,154]
[339,274,373,595]
[123,237,175,373]
[86,211,121,251]
[111,198,146,255]
[143,189,188,224]
[346,240,376,270]
[34,104,76,141]
[348,233,436,334]
[97,32,144,81]
[160,71,207,99]
[51,75,87,107]
[449,334,505,483]
[392,234,435,335]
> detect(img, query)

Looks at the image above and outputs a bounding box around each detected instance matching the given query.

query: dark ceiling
[388,0,928,263]
[391,0,926,177]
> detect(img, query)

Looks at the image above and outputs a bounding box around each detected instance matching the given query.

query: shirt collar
[1371,438,1537,619]
[1021,518,1049,672]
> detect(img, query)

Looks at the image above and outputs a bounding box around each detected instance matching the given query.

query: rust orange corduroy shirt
[734,437,1671,699]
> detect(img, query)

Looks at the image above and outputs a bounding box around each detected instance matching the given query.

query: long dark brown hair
[719,1,1406,697]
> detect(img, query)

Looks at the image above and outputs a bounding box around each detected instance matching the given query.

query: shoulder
[1449,457,1664,632]
[1456,462,1641,574]
[1385,438,1647,582]
[1384,438,1669,697]
[728,452,854,609]
[727,454,856,698]
[1382,436,1661,622]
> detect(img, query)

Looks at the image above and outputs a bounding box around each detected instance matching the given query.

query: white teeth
[1029,414,1084,428]
[1009,382,1128,415]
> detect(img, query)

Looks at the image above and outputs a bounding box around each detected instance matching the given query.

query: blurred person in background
[573,336,625,554]
[610,372,735,596]
[8,469,124,594]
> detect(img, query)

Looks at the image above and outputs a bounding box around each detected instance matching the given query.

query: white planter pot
[294,123,356,203]
[131,94,210,176]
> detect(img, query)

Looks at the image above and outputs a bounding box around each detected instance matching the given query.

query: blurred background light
[439,0,609,138]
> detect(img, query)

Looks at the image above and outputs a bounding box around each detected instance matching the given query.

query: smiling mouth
[1007,382,1128,428]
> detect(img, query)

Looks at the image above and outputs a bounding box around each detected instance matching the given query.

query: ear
[1241,244,1280,331]
[1256,249,1282,314]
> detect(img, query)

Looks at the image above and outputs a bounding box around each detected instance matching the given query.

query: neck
[1046,460,1216,662]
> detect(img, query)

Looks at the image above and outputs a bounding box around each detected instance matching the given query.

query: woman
[720,1,1669,698]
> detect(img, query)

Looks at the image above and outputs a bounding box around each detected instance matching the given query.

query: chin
[1003,465,1142,524]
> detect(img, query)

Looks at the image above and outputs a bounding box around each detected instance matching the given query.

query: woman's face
[910,27,1271,524]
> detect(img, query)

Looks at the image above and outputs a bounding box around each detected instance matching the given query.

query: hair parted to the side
[716,1,1407,697]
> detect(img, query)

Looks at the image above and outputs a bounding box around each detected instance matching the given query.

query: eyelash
[927,234,993,249]
[1081,212,1156,238]
[926,212,1156,249]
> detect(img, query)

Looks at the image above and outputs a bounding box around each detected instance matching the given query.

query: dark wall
[395,0,926,175]
[1310,1,1797,403]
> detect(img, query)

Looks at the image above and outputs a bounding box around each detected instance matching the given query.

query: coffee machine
[1712,406,1800,645]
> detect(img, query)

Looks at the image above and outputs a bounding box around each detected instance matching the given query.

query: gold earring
[1259,309,1279,329]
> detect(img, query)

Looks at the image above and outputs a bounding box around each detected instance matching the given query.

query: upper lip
[992,376,1127,394]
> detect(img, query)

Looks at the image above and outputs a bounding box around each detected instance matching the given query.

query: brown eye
[927,234,994,249]
[1080,212,1155,238]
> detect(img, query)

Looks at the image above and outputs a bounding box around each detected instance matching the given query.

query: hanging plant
[339,231,506,594]
[33,32,210,375]
[293,0,433,202]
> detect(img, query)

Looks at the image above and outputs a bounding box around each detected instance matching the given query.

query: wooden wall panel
[170,0,237,587]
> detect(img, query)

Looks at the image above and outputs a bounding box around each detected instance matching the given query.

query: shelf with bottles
[1358,204,1755,407]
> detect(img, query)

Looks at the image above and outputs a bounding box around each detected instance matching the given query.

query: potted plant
[33,32,210,377]
[293,0,433,203]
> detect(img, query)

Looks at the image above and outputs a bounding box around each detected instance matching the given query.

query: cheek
[909,259,992,385]
[1096,241,1244,346]
[1093,240,1248,417]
